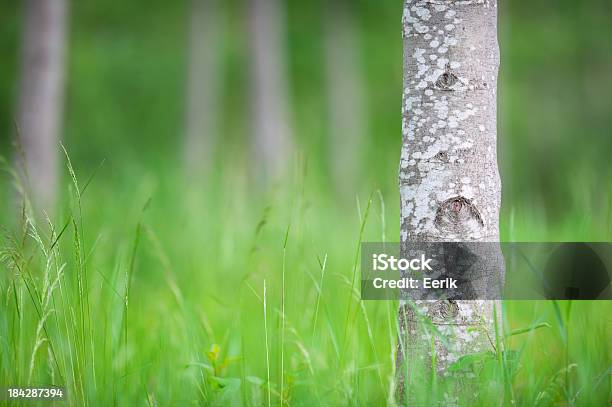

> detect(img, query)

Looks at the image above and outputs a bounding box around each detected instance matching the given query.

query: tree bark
[248,0,293,182]
[397,0,502,403]
[16,0,68,213]
[184,0,222,177]
[325,0,366,195]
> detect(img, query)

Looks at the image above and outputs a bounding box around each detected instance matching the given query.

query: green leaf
[506,322,551,337]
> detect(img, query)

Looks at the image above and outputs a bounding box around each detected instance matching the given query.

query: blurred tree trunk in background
[248,0,293,182]
[184,0,223,177]
[325,0,366,196]
[397,0,502,403]
[16,0,68,214]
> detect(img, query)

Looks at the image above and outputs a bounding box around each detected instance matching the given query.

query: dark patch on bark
[431,299,460,319]
[435,71,459,90]
[434,151,449,162]
[434,196,484,235]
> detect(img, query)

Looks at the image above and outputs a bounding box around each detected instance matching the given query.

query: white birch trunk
[184,0,222,176]
[16,0,68,213]
[248,0,293,181]
[397,0,502,403]
[325,0,366,194]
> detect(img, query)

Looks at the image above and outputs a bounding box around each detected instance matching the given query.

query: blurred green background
[0,0,611,405]
[0,0,611,226]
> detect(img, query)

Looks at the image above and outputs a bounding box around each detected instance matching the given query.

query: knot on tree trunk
[431,299,460,320]
[434,196,484,236]
[434,71,459,90]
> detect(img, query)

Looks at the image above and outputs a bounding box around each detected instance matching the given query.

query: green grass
[0,159,610,406]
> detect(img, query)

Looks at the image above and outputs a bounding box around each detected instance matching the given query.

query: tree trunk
[397,0,501,403]
[184,0,222,177]
[16,0,68,213]
[248,0,293,182]
[325,0,366,195]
